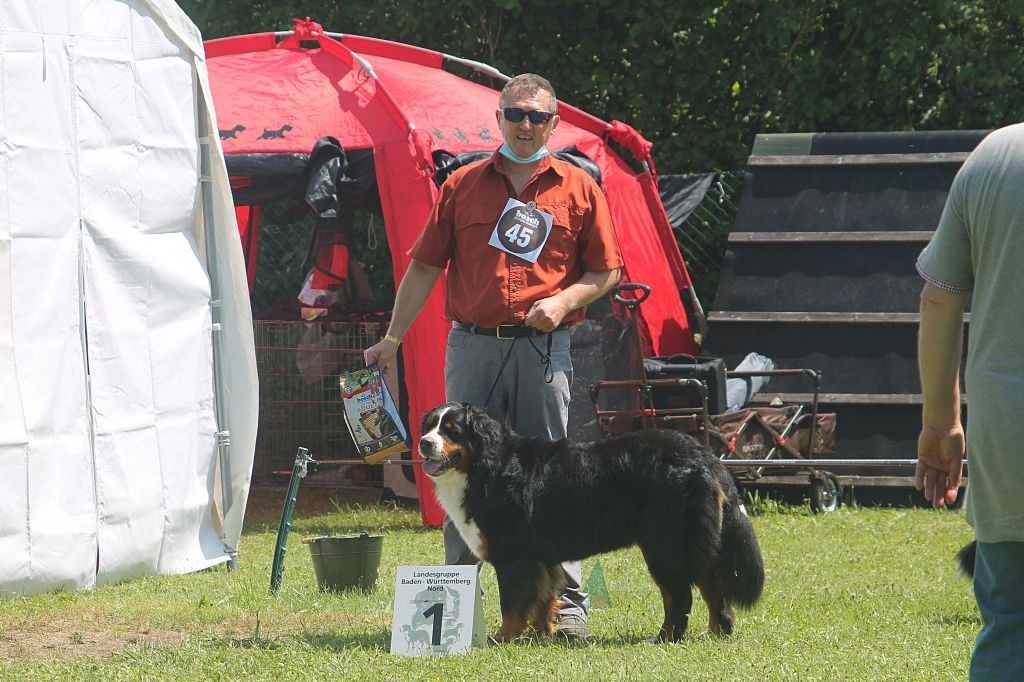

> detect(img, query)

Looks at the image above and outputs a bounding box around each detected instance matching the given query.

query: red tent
[205,18,700,526]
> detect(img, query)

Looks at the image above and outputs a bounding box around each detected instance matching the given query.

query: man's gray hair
[500,73,558,113]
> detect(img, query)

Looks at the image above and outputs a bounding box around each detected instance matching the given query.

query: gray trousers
[442,325,588,619]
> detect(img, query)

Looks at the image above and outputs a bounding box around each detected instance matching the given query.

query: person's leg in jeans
[509,330,590,627]
[442,328,508,565]
[971,540,1024,681]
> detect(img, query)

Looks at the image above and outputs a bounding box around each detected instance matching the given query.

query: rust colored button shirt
[408,151,623,328]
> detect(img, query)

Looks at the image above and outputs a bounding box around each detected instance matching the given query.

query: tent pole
[316,31,512,81]
[198,98,236,570]
[440,54,511,81]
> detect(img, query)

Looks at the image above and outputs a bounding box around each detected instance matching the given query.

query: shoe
[554,613,592,641]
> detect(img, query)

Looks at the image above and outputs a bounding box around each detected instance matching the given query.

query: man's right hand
[915,423,966,509]
[364,337,400,370]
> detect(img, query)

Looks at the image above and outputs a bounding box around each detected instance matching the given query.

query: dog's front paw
[490,630,527,644]
[493,613,530,643]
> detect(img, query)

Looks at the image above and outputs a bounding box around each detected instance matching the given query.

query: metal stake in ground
[270,447,316,594]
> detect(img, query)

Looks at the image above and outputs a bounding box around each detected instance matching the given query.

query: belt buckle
[496,324,517,339]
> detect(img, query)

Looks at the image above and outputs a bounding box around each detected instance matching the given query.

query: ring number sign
[488,198,554,263]
[390,565,486,655]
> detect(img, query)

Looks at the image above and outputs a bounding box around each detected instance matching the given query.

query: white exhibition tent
[0,0,258,595]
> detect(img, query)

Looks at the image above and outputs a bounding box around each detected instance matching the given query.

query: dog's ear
[465,404,505,459]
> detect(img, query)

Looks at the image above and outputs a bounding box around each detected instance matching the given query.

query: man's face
[495,88,559,161]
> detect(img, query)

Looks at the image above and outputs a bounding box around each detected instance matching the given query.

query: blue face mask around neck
[499,143,549,165]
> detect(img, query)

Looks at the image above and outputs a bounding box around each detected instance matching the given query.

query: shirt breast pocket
[454,204,501,233]
[540,204,581,258]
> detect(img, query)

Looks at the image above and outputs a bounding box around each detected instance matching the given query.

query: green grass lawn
[0,490,977,681]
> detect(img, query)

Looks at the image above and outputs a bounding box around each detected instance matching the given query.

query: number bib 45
[487,198,554,264]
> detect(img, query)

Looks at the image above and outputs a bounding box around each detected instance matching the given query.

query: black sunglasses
[502,107,554,125]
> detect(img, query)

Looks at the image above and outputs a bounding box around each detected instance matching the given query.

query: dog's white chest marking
[423,405,486,559]
[432,470,485,559]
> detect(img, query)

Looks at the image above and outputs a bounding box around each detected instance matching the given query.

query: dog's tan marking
[713,479,726,531]
[641,546,676,642]
[524,567,564,637]
[654,580,674,642]
[475,530,488,561]
[698,580,734,636]
[542,596,560,636]
[441,441,471,472]
[494,612,528,643]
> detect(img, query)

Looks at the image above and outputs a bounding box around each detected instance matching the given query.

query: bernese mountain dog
[419,402,765,643]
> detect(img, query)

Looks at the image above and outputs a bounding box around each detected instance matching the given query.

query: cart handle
[726,368,822,454]
[612,282,651,307]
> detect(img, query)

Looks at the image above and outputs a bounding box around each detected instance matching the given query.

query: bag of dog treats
[339,365,410,463]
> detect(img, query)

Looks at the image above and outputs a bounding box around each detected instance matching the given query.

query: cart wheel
[809,472,842,513]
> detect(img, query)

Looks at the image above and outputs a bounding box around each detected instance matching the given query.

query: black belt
[452,321,570,339]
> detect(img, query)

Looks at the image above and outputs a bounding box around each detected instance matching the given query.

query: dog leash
[481,332,555,409]
[528,333,556,384]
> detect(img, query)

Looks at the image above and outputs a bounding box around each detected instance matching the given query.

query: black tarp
[658,173,716,228]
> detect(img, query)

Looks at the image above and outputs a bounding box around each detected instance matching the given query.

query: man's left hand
[524,296,569,332]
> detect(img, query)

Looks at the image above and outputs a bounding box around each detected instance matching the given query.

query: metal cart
[591,368,849,512]
[589,283,920,512]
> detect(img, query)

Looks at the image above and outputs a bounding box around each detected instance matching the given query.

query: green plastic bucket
[305,531,384,592]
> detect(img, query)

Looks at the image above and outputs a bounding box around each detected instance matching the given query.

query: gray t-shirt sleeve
[916,166,974,292]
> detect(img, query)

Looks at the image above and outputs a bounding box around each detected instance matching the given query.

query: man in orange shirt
[365,73,622,639]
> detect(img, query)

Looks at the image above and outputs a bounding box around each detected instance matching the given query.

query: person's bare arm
[363,260,443,368]
[916,282,969,508]
[524,267,621,332]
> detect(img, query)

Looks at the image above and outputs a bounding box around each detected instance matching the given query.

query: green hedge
[183,0,1024,172]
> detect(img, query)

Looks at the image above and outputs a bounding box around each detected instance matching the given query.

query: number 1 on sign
[423,602,444,646]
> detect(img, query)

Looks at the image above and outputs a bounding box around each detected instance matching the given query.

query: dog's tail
[720,501,765,609]
[957,540,977,578]
[687,475,728,580]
